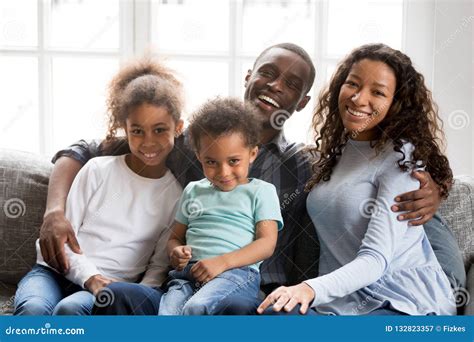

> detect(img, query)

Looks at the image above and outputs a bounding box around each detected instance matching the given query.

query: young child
[14,57,184,315]
[258,44,457,315]
[158,97,283,315]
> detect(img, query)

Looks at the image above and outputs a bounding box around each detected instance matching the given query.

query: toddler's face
[125,103,182,175]
[197,133,258,192]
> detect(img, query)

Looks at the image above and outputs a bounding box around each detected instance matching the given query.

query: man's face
[244,47,312,129]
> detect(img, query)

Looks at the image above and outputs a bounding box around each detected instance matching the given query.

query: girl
[159,97,283,315]
[258,44,456,316]
[14,56,184,315]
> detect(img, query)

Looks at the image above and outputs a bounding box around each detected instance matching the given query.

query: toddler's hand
[170,245,192,270]
[190,256,227,283]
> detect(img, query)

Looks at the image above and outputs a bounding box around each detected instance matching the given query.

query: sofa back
[0,149,51,285]
[439,175,474,269]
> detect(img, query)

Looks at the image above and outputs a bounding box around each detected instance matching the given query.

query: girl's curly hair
[305,44,453,198]
[103,55,184,152]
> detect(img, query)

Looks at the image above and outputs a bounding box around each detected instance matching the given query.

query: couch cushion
[0,149,51,286]
[0,283,16,315]
[439,176,474,269]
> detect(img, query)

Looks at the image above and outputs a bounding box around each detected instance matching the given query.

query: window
[0,0,126,155]
[1,0,405,157]
[151,0,404,144]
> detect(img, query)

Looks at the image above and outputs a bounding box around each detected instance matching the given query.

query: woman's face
[338,59,396,141]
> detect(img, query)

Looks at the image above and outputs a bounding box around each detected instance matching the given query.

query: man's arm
[39,156,83,273]
[39,139,109,273]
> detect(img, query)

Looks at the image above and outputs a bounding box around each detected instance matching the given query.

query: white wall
[405,0,473,177]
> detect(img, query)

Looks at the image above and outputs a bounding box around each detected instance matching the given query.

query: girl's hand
[391,171,441,226]
[190,256,228,283]
[84,274,115,296]
[170,245,192,270]
[257,283,315,315]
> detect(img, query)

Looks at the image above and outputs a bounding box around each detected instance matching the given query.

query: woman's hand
[170,245,192,270]
[190,256,228,284]
[257,283,315,315]
[391,171,441,226]
[84,274,115,295]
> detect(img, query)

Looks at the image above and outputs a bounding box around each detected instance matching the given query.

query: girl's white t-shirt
[36,155,182,288]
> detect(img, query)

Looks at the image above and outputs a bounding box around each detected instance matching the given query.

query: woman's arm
[260,150,419,313]
[190,220,278,283]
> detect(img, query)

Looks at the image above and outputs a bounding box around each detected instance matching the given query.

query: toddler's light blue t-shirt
[175,178,283,271]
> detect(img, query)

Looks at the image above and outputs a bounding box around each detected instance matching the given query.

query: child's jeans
[14,264,95,315]
[159,263,260,315]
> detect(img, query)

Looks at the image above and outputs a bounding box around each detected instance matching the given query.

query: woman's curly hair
[102,55,184,152]
[305,44,453,198]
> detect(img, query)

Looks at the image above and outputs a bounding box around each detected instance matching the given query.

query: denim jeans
[93,282,164,315]
[159,263,260,315]
[14,264,95,315]
[424,213,466,289]
[264,303,408,316]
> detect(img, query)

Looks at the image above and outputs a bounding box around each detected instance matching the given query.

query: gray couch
[1,148,473,315]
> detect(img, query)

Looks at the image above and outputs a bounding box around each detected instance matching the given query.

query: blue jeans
[159,264,260,315]
[424,213,466,289]
[263,304,408,316]
[14,264,95,315]
[92,282,164,315]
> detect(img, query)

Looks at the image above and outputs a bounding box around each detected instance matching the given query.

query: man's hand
[39,210,82,273]
[84,274,115,296]
[190,256,228,284]
[170,245,192,271]
[391,171,442,226]
[257,283,315,315]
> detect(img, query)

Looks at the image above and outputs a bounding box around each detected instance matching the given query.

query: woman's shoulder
[376,140,418,178]
[379,140,415,163]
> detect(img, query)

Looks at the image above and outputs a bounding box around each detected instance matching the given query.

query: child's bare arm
[191,220,278,283]
[167,221,192,270]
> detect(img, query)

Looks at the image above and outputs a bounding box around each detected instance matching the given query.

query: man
[39,43,464,315]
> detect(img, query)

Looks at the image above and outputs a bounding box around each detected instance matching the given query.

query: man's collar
[264,130,289,155]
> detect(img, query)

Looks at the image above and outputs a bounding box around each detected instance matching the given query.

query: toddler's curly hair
[188,97,262,153]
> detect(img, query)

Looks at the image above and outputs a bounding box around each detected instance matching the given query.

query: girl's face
[196,133,258,192]
[125,103,183,178]
[338,59,396,141]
